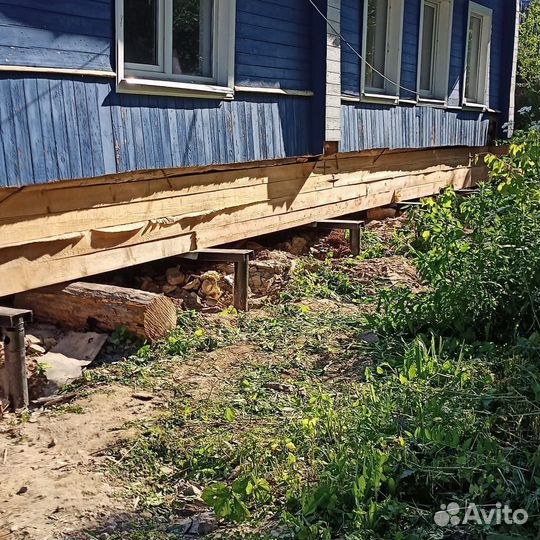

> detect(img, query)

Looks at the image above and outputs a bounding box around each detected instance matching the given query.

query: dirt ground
[0,215,417,539]
[0,386,144,539]
[0,343,268,540]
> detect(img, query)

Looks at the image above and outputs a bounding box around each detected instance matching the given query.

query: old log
[14,282,177,341]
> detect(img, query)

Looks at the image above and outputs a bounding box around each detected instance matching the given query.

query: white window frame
[116,0,236,99]
[361,0,405,104]
[463,1,492,108]
[416,0,453,103]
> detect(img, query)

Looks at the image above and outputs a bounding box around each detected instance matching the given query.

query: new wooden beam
[0,147,487,298]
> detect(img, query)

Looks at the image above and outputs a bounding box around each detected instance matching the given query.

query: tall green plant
[377,129,540,341]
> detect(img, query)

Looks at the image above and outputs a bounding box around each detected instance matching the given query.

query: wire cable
[306,0,418,95]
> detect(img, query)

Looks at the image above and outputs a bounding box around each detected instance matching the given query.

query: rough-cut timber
[0,146,496,298]
[14,283,177,341]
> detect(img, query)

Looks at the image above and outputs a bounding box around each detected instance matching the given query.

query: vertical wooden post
[4,319,29,411]
[0,307,32,411]
[233,259,249,312]
[350,228,361,257]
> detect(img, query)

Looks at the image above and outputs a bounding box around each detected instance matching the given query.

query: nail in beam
[179,249,254,311]
[0,307,33,411]
[311,219,366,257]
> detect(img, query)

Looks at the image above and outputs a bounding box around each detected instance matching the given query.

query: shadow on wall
[0,73,314,188]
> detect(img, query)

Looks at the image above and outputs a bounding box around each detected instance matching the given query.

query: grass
[87,136,540,539]
[88,256,540,539]
[106,318,540,540]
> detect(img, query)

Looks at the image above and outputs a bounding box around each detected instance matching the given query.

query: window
[116,0,236,99]
[464,2,492,106]
[362,0,404,99]
[417,0,453,101]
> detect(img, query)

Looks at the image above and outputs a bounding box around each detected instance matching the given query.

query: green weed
[284,258,366,303]
[376,129,540,341]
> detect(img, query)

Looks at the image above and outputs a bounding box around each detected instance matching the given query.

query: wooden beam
[0,147,490,298]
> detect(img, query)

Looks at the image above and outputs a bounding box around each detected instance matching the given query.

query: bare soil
[0,386,146,539]
[0,344,270,539]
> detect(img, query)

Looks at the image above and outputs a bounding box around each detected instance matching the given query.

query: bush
[376,129,540,341]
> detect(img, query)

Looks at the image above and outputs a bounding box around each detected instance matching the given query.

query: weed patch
[376,130,540,341]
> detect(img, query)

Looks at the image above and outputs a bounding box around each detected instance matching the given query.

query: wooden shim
[14,282,178,341]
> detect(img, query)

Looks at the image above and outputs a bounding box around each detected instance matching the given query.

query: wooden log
[14,283,177,341]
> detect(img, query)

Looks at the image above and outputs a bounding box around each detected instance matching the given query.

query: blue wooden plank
[48,78,71,180]
[83,81,105,177]
[23,78,47,183]
[73,79,94,178]
[61,79,83,179]
[35,78,60,181]
[9,78,34,185]
[0,79,21,186]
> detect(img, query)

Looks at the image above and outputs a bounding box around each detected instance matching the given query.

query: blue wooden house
[0,0,519,296]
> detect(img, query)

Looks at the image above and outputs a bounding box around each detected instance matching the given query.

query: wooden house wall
[0,0,314,91]
[0,0,516,188]
[0,76,313,187]
[340,0,511,153]
[0,0,316,188]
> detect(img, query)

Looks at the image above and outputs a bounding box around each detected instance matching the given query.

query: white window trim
[115,0,236,99]
[360,0,405,102]
[416,0,453,103]
[463,1,492,108]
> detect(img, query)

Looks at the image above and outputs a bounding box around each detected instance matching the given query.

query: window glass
[419,2,437,93]
[172,0,213,77]
[125,0,159,66]
[465,14,482,102]
[365,0,388,90]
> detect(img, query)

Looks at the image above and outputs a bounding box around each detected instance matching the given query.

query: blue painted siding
[341,104,490,152]
[235,0,313,90]
[341,0,508,110]
[0,0,313,90]
[0,0,113,71]
[0,75,312,187]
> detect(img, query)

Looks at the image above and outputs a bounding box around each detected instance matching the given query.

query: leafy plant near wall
[517,0,540,124]
[376,127,540,341]
[519,0,539,90]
